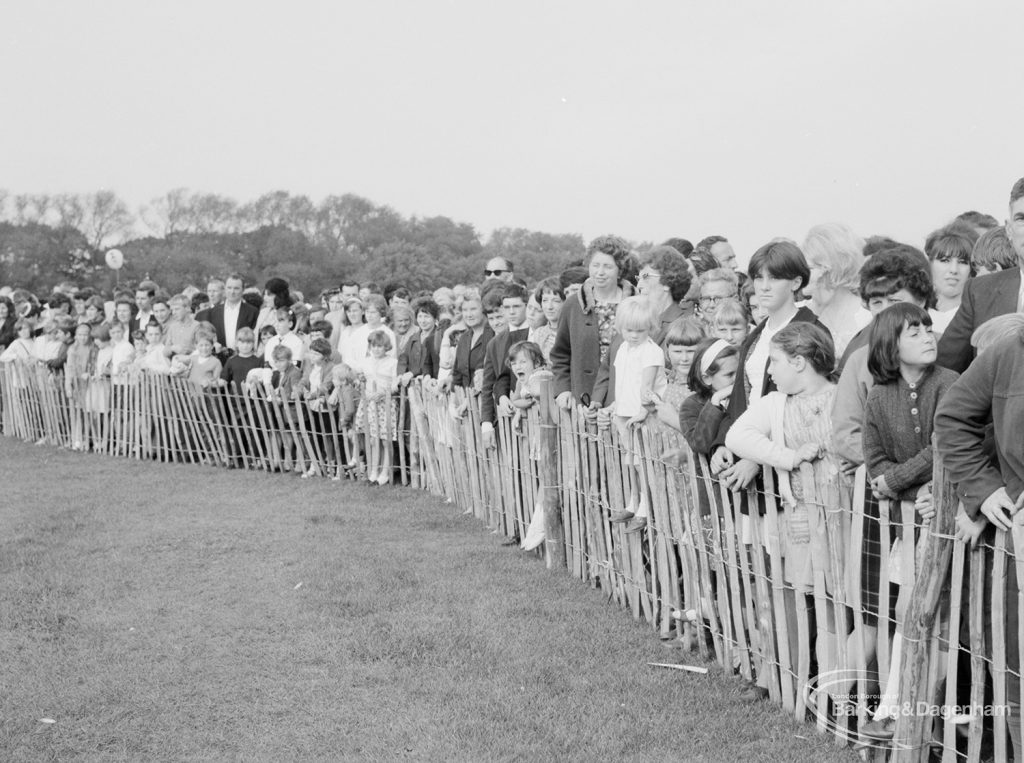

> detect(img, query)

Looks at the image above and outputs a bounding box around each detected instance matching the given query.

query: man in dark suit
[480,283,530,448]
[937,177,1024,373]
[196,274,259,360]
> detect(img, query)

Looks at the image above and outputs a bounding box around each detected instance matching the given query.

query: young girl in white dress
[603,297,667,534]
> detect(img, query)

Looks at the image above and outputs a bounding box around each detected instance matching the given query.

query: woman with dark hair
[0,296,16,349]
[925,224,975,338]
[637,245,693,343]
[710,240,829,492]
[530,277,564,362]
[550,234,637,408]
[256,277,294,335]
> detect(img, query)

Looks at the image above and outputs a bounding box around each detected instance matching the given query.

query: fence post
[891,462,957,762]
[538,378,565,570]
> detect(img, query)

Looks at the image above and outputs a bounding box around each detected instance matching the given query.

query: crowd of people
[4,177,1024,754]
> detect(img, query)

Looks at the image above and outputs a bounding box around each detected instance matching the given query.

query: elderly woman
[935,326,1024,760]
[550,235,637,408]
[802,222,871,357]
[637,245,693,343]
[697,268,740,324]
[390,303,415,354]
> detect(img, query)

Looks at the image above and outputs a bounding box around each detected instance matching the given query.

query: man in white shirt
[196,275,259,360]
[131,280,160,334]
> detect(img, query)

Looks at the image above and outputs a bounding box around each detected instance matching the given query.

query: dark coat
[451,326,494,390]
[935,330,1024,518]
[481,327,529,424]
[195,301,260,349]
[936,267,1019,373]
[397,330,439,380]
[550,279,636,404]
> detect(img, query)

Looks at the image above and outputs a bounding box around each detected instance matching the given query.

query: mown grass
[0,438,856,761]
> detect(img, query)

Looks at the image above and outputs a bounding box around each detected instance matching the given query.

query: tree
[145,187,191,236]
[360,241,443,292]
[315,194,405,257]
[82,190,135,250]
[481,228,586,284]
[52,193,86,231]
[0,222,95,293]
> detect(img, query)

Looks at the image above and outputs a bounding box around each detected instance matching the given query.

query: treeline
[0,189,586,296]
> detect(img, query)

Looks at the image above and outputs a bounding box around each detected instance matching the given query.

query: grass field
[0,437,856,761]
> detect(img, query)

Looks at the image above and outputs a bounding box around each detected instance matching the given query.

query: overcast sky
[2,1,1020,259]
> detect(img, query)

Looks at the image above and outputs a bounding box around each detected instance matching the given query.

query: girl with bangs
[858,302,958,741]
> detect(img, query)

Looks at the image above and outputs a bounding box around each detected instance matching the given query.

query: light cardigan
[724,390,799,509]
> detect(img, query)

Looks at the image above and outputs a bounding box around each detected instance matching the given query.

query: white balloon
[105,249,124,270]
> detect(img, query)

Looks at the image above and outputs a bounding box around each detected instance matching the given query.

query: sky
[2,1,1021,260]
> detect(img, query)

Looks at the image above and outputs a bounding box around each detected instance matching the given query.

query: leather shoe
[624,516,648,533]
[858,718,895,741]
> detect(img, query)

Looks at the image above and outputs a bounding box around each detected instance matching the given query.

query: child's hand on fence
[722,457,759,491]
[793,442,821,465]
[399,372,413,388]
[481,422,496,449]
[915,482,935,521]
[555,391,574,410]
[869,474,897,500]
[838,458,860,477]
[626,409,648,427]
[709,446,733,475]
[595,406,613,431]
[955,507,987,546]
[497,396,514,417]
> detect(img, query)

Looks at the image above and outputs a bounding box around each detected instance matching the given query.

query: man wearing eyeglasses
[483,257,515,282]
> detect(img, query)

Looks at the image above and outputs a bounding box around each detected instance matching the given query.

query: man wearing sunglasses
[483,257,514,283]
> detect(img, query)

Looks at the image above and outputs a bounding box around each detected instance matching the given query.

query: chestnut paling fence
[0,358,1018,763]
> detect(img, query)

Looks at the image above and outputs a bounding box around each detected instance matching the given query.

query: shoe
[739,685,769,702]
[624,516,648,534]
[366,470,378,483]
[858,718,895,741]
[609,510,635,524]
[375,473,390,486]
[501,536,520,546]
